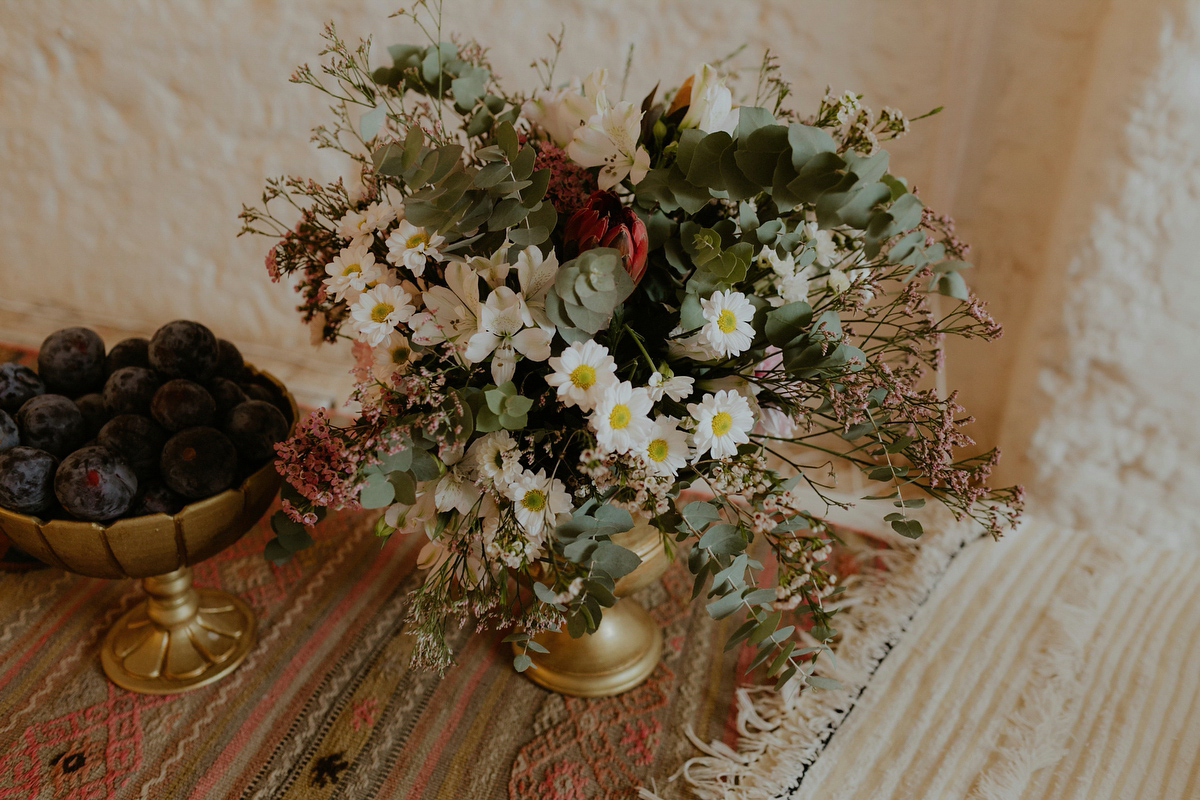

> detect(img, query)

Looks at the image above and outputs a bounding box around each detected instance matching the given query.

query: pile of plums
[0,321,291,522]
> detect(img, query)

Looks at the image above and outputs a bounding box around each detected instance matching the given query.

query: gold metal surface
[0,366,295,695]
[520,521,671,697]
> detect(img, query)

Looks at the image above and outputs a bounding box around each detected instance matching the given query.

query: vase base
[101,583,257,695]
[519,596,662,697]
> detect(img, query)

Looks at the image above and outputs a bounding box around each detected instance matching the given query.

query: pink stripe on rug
[0,580,108,693]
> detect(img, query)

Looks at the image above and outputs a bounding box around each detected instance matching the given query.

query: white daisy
[507,468,572,539]
[386,220,446,277]
[567,97,652,190]
[463,287,553,384]
[700,290,756,358]
[349,284,415,346]
[688,389,755,461]
[371,331,413,382]
[647,371,695,402]
[545,340,618,411]
[591,381,654,455]
[362,201,397,233]
[323,244,383,300]
[467,431,521,492]
[641,417,690,477]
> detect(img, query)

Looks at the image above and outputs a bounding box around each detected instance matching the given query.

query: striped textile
[784,520,1200,800]
[0,503,764,798]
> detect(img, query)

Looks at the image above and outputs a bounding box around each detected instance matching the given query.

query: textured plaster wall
[1,0,1198,536]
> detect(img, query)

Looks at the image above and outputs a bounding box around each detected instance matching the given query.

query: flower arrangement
[240,6,1023,695]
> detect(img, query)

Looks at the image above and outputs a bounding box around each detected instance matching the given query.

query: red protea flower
[562,190,649,284]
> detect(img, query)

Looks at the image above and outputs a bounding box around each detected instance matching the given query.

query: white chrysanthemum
[349,284,415,346]
[647,371,694,402]
[371,331,413,382]
[323,244,383,300]
[434,467,482,515]
[567,96,651,190]
[688,389,755,461]
[467,431,521,492]
[700,290,756,358]
[336,209,372,243]
[641,417,690,477]
[591,381,654,455]
[545,340,618,411]
[464,287,553,384]
[507,468,572,539]
[362,201,397,232]
[386,220,446,277]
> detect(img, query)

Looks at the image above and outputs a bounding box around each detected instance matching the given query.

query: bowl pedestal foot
[101,567,256,695]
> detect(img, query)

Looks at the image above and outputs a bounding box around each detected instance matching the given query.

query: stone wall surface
[1,0,1197,539]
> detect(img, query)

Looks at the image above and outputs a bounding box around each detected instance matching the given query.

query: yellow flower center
[647,438,670,463]
[522,489,546,513]
[569,364,597,390]
[609,404,632,430]
[391,346,410,365]
[371,303,395,323]
[717,309,739,334]
[342,263,362,276]
[357,217,369,230]
[711,411,734,437]
[406,231,430,250]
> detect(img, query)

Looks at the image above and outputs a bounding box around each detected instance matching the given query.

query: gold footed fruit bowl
[518,520,671,697]
[0,367,294,696]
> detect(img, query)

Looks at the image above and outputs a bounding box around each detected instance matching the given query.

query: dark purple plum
[239,382,274,405]
[209,377,248,419]
[160,427,237,499]
[97,414,166,480]
[224,400,289,463]
[74,393,109,438]
[240,376,292,423]
[131,479,185,516]
[0,362,44,414]
[103,366,161,416]
[148,320,219,381]
[38,328,106,396]
[17,395,85,458]
[54,445,137,521]
[151,380,215,432]
[0,446,59,514]
[105,337,151,373]
[0,410,19,452]
[214,339,245,380]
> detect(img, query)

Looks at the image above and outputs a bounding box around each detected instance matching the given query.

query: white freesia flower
[409,261,480,351]
[805,222,838,265]
[507,468,572,540]
[827,268,851,295]
[464,287,553,384]
[545,339,618,411]
[641,417,690,477]
[567,96,651,190]
[386,220,446,277]
[701,290,756,357]
[349,284,415,346]
[667,325,721,362]
[689,389,755,460]
[467,431,521,492]
[647,371,695,402]
[756,407,799,439]
[323,244,383,300]
[591,381,654,454]
[516,245,560,330]
[371,331,413,382]
[679,64,739,135]
[521,68,609,147]
[434,467,482,515]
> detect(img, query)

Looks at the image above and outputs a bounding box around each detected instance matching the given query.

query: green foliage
[475,381,533,431]
[544,248,637,342]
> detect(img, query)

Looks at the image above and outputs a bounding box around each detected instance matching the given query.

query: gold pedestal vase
[518,521,671,697]
[0,368,294,695]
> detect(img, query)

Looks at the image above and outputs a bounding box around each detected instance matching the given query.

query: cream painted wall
[1,0,1196,537]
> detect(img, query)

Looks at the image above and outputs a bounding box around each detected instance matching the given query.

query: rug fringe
[671,508,991,799]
